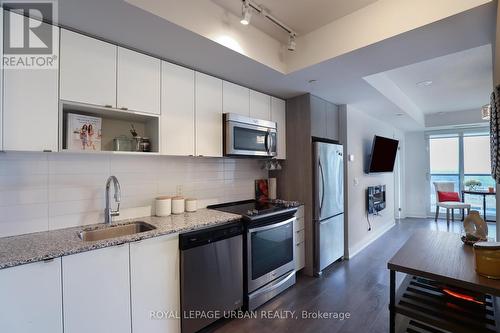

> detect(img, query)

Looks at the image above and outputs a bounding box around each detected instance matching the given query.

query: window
[428,129,496,221]
[429,136,459,211]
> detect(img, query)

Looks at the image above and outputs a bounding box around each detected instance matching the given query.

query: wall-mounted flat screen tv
[368,135,399,173]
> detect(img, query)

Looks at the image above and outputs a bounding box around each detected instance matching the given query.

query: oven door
[247,217,295,292]
[225,120,277,157]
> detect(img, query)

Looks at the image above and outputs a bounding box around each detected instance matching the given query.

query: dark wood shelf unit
[395,275,500,333]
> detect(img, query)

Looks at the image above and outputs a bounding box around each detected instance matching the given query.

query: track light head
[287,34,296,51]
[240,1,252,25]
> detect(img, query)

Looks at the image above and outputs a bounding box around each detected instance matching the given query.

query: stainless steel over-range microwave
[223,113,277,157]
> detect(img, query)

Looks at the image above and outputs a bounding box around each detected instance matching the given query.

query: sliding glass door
[429,135,460,212]
[428,129,496,221]
[463,134,496,221]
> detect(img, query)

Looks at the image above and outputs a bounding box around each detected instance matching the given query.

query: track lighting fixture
[287,33,296,51]
[240,0,252,25]
[239,0,298,51]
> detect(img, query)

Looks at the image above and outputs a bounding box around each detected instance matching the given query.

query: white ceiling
[211,0,379,41]
[56,0,495,131]
[382,44,493,114]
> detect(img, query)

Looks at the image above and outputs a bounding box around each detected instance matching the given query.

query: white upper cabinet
[249,90,271,120]
[195,72,223,157]
[62,245,131,333]
[271,97,286,160]
[117,47,161,114]
[130,234,180,333]
[161,61,195,156]
[60,29,117,107]
[0,259,63,333]
[223,81,249,117]
[3,14,59,152]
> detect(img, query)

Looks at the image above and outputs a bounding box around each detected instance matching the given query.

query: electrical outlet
[176,185,183,196]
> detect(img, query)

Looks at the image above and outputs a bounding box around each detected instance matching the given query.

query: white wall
[0,152,266,237]
[404,131,429,218]
[425,109,489,128]
[344,106,404,257]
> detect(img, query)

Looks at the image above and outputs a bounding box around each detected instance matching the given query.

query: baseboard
[405,213,430,219]
[346,221,396,259]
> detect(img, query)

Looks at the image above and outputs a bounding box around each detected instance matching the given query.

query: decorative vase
[462,210,488,245]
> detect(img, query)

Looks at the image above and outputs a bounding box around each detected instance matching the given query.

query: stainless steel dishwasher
[180,221,243,333]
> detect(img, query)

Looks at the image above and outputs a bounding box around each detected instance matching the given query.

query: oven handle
[248,217,295,233]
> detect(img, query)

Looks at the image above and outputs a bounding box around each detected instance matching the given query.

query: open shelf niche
[59,101,160,154]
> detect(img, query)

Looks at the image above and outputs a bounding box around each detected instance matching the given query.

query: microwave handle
[265,131,271,154]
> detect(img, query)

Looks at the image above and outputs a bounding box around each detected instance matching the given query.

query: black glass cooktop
[208,200,299,221]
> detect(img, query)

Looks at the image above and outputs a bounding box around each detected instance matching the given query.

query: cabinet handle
[120,107,128,111]
[104,104,113,108]
[43,258,54,263]
[43,149,52,153]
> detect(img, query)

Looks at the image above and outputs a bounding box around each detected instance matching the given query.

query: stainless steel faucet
[105,176,121,224]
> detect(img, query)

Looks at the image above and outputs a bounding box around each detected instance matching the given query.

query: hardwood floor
[208,218,497,333]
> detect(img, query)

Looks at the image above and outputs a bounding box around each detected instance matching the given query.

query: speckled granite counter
[0,209,241,270]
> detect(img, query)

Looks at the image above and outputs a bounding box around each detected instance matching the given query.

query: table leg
[483,194,487,221]
[389,270,395,333]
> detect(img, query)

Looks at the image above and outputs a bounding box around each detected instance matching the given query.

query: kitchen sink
[78,221,156,242]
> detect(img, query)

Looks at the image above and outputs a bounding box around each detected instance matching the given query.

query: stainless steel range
[208,200,298,310]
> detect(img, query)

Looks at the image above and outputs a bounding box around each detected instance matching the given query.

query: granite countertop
[0,209,242,270]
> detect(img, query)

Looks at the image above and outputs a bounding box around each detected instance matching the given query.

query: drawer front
[294,217,305,232]
[296,229,305,244]
[295,242,305,271]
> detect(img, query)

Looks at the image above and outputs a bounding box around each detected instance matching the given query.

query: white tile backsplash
[0,152,267,237]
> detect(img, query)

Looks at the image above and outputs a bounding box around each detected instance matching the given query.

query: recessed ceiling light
[416,80,433,87]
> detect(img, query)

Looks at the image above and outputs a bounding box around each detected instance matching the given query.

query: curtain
[491,85,500,183]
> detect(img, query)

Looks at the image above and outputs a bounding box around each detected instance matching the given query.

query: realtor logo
[2,0,58,69]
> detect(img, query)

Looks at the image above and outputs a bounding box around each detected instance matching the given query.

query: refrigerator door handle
[319,159,325,214]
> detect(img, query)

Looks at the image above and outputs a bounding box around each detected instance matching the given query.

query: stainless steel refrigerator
[313,140,344,276]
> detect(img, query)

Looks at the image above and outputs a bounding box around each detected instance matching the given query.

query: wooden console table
[388,230,500,333]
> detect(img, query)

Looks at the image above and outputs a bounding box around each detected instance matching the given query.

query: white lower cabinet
[130,234,180,333]
[294,206,305,271]
[0,259,63,333]
[62,245,131,333]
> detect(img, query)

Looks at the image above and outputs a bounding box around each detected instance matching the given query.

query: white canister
[172,197,185,215]
[155,196,172,217]
[185,198,197,212]
[268,178,277,200]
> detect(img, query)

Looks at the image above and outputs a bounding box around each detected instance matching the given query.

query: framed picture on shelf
[66,113,102,151]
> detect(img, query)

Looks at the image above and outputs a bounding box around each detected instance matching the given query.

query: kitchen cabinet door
[62,245,131,333]
[60,29,117,107]
[326,103,339,141]
[130,234,180,333]
[271,97,286,159]
[117,47,161,114]
[161,61,195,156]
[310,95,327,139]
[195,72,223,157]
[223,81,249,117]
[0,259,63,333]
[3,14,59,152]
[249,90,271,121]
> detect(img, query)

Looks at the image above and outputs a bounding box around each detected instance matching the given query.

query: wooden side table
[388,230,500,333]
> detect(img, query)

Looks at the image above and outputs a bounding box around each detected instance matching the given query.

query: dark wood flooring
[207,218,497,333]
